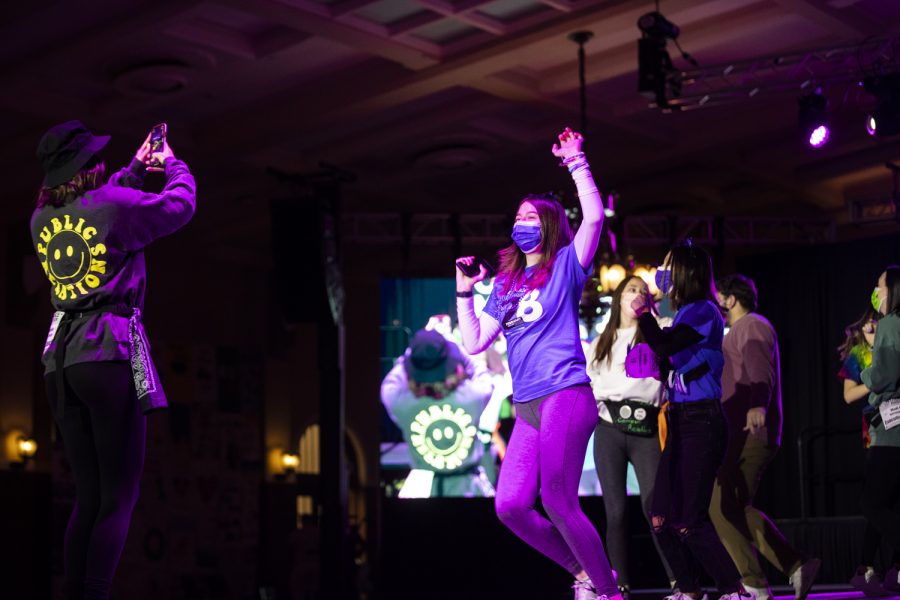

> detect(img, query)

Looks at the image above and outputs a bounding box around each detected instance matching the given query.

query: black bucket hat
[404,329,464,384]
[36,120,110,188]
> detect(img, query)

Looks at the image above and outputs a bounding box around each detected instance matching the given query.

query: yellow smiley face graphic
[409,404,477,472]
[47,231,92,282]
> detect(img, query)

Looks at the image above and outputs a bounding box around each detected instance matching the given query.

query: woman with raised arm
[455,127,619,600]
[32,120,196,600]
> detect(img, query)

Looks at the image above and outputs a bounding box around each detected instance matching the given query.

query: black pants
[593,420,675,586]
[651,400,741,595]
[46,361,146,600]
[862,446,900,564]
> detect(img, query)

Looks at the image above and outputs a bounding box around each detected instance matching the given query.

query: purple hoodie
[31,158,196,373]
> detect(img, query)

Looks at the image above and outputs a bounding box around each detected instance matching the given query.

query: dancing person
[860,267,900,596]
[709,274,820,600]
[32,120,196,599]
[588,276,675,598]
[631,242,747,600]
[456,127,619,600]
[838,307,900,595]
[381,328,495,497]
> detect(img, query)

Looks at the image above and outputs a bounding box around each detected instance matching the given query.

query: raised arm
[552,128,603,269]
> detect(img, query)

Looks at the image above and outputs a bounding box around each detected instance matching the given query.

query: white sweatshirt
[586,318,671,423]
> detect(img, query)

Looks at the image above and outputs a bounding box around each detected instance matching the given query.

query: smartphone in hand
[147,123,167,170]
[455,257,496,279]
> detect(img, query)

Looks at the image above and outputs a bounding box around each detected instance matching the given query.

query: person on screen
[456,127,621,600]
[381,329,495,497]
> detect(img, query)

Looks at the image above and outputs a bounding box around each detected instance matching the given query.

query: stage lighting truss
[649,35,900,112]
[343,213,835,246]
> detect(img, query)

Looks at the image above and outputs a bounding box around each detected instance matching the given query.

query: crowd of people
[381,128,900,600]
[31,118,900,600]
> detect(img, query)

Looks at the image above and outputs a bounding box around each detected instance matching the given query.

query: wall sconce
[598,263,627,293]
[281,452,299,474]
[5,429,37,468]
[633,266,660,296]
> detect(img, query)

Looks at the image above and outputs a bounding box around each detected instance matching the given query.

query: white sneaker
[742,583,772,600]
[663,593,709,600]
[573,579,598,600]
[788,558,821,600]
[850,566,887,597]
[884,566,900,595]
[718,593,752,600]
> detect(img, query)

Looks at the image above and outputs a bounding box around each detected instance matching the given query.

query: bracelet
[456,290,474,298]
[567,161,589,174]
[559,152,585,167]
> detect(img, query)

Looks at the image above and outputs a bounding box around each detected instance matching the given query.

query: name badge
[880,398,900,431]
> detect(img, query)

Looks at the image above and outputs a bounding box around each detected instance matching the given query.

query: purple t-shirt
[483,242,591,402]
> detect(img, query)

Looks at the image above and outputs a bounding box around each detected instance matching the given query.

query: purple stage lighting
[808,125,829,147]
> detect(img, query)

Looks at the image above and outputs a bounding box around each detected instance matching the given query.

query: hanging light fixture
[798,90,830,148]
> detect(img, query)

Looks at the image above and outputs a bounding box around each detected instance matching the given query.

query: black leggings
[862,446,900,566]
[593,420,675,587]
[46,361,146,600]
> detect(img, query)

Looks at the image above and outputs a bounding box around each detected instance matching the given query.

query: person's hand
[456,256,488,293]
[147,140,175,172]
[631,293,651,318]
[743,407,766,435]
[134,132,152,164]
[551,127,584,161]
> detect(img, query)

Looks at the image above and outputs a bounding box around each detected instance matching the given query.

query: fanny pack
[601,399,659,437]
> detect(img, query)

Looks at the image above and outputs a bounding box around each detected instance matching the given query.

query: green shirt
[861,313,900,447]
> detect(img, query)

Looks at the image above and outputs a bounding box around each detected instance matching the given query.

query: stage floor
[623,588,900,600]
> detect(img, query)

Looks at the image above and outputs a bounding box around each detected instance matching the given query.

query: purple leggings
[495,385,617,597]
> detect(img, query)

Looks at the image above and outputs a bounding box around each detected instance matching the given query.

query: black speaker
[270,195,331,324]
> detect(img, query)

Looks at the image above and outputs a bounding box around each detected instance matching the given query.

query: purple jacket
[31,158,196,383]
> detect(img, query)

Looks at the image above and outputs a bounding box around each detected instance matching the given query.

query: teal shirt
[861,313,900,447]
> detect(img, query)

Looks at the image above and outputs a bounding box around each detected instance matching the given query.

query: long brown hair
[497,194,573,295]
[592,276,650,368]
[36,159,106,209]
[666,241,719,312]
[838,307,880,361]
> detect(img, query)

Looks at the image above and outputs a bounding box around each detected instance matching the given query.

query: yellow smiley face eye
[67,246,74,257]
[54,249,61,260]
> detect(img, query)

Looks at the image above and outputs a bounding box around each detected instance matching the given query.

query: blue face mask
[511,222,542,253]
[655,267,672,295]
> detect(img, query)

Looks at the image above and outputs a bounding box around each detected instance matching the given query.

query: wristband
[456,290,474,298]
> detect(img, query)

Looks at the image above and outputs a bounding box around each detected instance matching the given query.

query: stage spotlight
[864,74,900,137]
[637,11,681,109]
[798,91,830,148]
[866,114,877,136]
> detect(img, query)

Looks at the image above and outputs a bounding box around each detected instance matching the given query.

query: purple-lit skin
[809,125,829,147]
